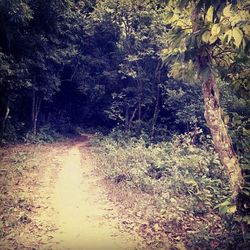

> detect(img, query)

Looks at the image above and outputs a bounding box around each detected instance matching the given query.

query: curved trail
[50,143,137,249]
[1,138,142,250]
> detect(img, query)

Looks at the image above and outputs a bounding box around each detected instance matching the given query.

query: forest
[0,0,250,249]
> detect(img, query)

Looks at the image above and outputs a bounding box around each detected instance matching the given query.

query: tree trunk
[151,61,162,138]
[1,98,10,136]
[138,79,142,126]
[135,61,143,131]
[32,88,36,135]
[202,76,244,196]
[138,101,142,123]
[202,75,247,240]
[191,6,244,198]
[151,84,160,138]
[125,105,129,131]
[31,88,42,135]
[191,5,246,242]
[128,106,138,131]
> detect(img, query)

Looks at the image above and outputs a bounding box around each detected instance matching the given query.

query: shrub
[23,124,64,144]
[92,131,230,214]
[92,131,241,248]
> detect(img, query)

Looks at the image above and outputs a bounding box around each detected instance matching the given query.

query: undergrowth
[0,124,65,145]
[92,131,244,249]
[23,125,64,144]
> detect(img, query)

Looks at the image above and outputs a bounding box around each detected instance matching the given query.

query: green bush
[92,131,230,214]
[92,131,242,248]
[23,124,64,144]
[0,121,19,143]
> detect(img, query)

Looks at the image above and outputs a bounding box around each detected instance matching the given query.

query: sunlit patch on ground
[50,146,139,249]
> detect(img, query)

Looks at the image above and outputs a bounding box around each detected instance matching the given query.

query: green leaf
[243,25,250,37]
[242,128,250,136]
[223,29,232,43]
[232,27,243,48]
[242,216,250,225]
[185,179,198,187]
[223,4,232,17]
[242,190,250,196]
[206,6,214,23]
[209,35,217,44]
[201,31,210,43]
[214,198,231,209]
[211,24,220,36]
[227,205,237,214]
[224,115,230,124]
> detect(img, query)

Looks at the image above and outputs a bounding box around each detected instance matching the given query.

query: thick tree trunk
[202,75,247,240]
[1,98,10,136]
[202,76,244,196]
[191,5,247,241]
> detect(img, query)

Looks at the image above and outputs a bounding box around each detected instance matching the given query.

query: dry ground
[0,136,145,250]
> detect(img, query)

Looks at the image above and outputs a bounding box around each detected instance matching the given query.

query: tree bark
[128,106,138,131]
[151,61,162,138]
[31,88,42,135]
[191,4,246,241]
[138,100,142,123]
[151,85,160,138]
[137,78,142,128]
[32,88,36,135]
[191,5,244,198]
[202,75,247,240]
[125,104,129,131]
[1,98,10,136]
[135,60,143,131]
[202,75,244,196]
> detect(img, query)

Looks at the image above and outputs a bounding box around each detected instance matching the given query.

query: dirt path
[0,138,142,250]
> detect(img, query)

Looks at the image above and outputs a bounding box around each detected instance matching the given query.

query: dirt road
[0,138,142,250]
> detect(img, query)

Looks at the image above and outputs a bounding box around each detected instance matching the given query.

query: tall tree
[161,0,249,238]
[92,0,167,133]
[0,0,33,135]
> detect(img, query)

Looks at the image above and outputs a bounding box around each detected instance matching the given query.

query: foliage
[93,131,230,212]
[161,0,250,81]
[92,131,246,247]
[161,79,205,133]
[23,124,64,144]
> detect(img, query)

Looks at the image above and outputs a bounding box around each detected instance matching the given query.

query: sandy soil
[0,137,143,250]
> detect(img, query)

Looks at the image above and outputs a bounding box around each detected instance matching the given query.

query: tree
[91,0,167,134]
[0,0,33,135]
[0,0,83,135]
[161,0,249,239]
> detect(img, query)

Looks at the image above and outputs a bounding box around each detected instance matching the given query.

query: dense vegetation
[92,132,239,248]
[0,0,249,248]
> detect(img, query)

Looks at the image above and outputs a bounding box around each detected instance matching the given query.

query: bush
[0,120,20,143]
[23,124,64,144]
[93,131,230,214]
[92,131,244,249]
[92,131,241,248]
